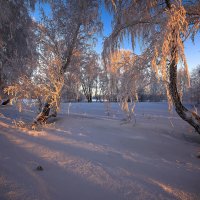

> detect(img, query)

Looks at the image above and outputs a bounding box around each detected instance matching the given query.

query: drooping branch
[166,0,200,134]
[103,0,200,133]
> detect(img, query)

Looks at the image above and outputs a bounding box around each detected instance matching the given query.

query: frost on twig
[104,50,146,125]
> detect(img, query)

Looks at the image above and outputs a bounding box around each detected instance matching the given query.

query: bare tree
[103,0,200,133]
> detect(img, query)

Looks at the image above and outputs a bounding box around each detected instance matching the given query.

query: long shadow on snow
[8,124,200,200]
[0,128,122,200]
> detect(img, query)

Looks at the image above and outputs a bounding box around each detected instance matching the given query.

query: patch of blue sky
[30,2,51,21]
[184,34,200,71]
[31,3,199,72]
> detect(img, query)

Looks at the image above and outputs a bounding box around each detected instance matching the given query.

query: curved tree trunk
[2,98,10,105]
[169,59,200,134]
[35,102,58,124]
[35,102,51,123]
[164,0,200,134]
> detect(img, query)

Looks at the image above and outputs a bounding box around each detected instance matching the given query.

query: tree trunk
[35,23,81,123]
[169,59,200,134]
[35,102,51,123]
[2,98,10,105]
[88,87,92,102]
[164,0,200,134]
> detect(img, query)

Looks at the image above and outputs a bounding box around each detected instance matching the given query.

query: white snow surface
[0,102,200,200]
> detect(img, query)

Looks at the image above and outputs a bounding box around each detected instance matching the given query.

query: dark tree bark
[82,83,93,103]
[2,98,10,105]
[35,103,50,123]
[87,93,92,102]
[169,59,200,134]
[165,0,200,134]
[88,87,92,102]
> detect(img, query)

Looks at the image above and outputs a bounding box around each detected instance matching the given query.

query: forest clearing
[0,102,200,200]
[1,0,200,199]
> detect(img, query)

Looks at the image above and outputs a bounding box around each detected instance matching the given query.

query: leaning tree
[34,0,102,122]
[103,0,200,134]
[4,0,102,122]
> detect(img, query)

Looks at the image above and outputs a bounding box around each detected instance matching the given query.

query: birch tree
[103,0,200,133]
[35,0,102,122]
[107,49,150,119]
[3,0,102,122]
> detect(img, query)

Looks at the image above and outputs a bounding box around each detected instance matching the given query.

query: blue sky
[32,3,200,72]
[99,7,200,72]
[184,35,200,72]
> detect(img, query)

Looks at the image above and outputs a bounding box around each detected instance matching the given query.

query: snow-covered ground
[0,103,200,200]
